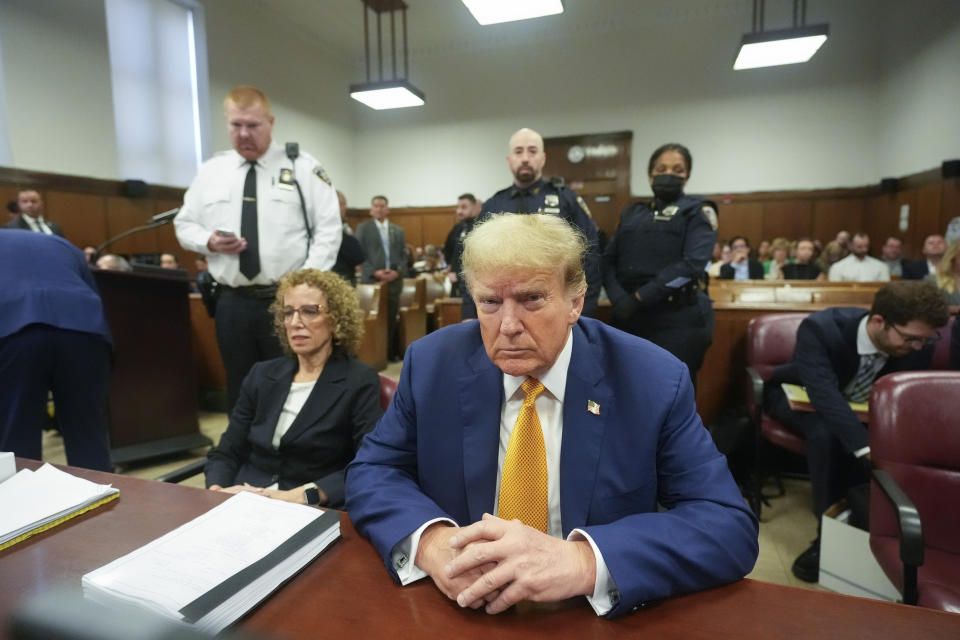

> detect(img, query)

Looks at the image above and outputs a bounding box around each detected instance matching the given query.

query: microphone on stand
[150,207,180,224]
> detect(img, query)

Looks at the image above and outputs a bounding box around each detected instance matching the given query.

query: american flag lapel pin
[587,400,600,415]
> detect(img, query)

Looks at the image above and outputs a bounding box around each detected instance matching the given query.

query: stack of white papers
[0,463,119,550]
[82,491,340,633]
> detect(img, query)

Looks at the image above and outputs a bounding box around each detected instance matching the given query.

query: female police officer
[602,143,718,383]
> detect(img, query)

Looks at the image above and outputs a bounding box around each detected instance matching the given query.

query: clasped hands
[209,483,321,504]
[373,268,400,283]
[415,513,596,614]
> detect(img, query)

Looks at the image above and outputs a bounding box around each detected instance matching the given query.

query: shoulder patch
[576,195,593,218]
[702,205,718,231]
[313,165,332,186]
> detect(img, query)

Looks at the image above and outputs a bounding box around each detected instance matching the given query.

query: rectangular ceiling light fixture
[350,80,425,110]
[461,0,563,26]
[734,24,828,70]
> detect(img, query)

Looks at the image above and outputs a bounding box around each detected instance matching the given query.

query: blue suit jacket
[0,230,111,342]
[346,317,758,617]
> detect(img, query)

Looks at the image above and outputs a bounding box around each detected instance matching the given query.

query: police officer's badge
[702,205,719,231]
[663,205,679,217]
[313,165,332,186]
[544,194,560,207]
[277,167,295,190]
[576,195,593,218]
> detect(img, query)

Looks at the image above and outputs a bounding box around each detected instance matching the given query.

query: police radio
[285,142,312,261]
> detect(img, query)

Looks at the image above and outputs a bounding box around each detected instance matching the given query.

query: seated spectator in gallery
[903,234,946,280]
[763,238,791,280]
[95,254,132,272]
[82,246,98,265]
[828,233,889,282]
[926,240,960,307]
[880,236,904,277]
[204,269,382,509]
[835,229,851,250]
[412,244,446,274]
[707,241,731,278]
[781,238,822,280]
[160,252,180,269]
[719,236,764,280]
[816,240,847,274]
[755,239,772,264]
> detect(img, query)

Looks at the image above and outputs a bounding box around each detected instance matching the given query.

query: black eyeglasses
[885,322,939,347]
[278,304,327,323]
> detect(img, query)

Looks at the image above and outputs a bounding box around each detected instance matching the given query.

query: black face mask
[651,173,685,204]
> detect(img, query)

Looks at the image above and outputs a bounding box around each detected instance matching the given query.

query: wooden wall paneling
[105,196,159,256]
[390,212,423,253]
[761,200,813,242]
[813,197,866,246]
[942,178,960,237]
[44,191,108,250]
[714,200,763,244]
[420,211,456,249]
[916,181,944,246]
[0,185,17,224]
[860,194,898,253]
[895,188,921,256]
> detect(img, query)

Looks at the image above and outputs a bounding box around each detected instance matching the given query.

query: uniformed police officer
[443,193,479,297]
[460,127,601,319]
[602,143,718,383]
[175,86,341,413]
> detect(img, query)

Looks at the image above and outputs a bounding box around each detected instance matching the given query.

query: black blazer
[719,260,764,280]
[765,307,934,452]
[205,351,382,508]
[4,215,64,237]
[901,259,932,280]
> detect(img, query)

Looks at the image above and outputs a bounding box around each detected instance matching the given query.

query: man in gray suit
[4,190,64,236]
[356,195,407,360]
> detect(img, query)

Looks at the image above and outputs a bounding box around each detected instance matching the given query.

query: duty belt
[219,283,278,299]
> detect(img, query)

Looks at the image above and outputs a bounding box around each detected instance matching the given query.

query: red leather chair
[378,373,398,411]
[869,371,960,611]
[745,313,809,518]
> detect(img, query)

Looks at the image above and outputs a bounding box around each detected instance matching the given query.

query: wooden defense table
[3,459,959,639]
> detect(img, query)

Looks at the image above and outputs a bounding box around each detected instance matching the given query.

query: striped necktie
[846,353,885,404]
[497,378,548,532]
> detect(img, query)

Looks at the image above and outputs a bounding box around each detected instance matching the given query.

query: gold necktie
[497,377,548,532]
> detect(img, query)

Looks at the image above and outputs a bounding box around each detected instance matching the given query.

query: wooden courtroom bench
[356,283,388,371]
[419,273,447,333]
[398,278,427,355]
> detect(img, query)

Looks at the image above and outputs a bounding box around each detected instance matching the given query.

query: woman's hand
[259,487,327,504]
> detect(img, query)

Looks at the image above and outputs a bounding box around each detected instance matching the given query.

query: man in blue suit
[0,230,113,470]
[346,214,758,618]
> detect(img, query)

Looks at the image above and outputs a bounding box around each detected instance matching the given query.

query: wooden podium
[93,268,211,464]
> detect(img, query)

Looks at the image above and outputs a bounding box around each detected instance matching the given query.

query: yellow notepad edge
[0,492,119,552]
[781,382,868,412]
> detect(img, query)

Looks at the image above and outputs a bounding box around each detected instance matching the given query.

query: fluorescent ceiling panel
[350,85,425,110]
[461,0,563,26]
[734,25,829,70]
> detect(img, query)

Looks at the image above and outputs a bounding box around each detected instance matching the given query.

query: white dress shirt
[174,144,341,286]
[828,254,891,282]
[20,214,54,235]
[392,330,619,615]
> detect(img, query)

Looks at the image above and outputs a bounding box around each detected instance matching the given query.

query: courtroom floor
[39,357,823,593]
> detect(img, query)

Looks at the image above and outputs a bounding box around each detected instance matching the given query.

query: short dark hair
[457,193,476,204]
[884,235,903,244]
[371,195,389,205]
[870,281,949,328]
[853,232,869,241]
[647,143,692,177]
[729,235,750,248]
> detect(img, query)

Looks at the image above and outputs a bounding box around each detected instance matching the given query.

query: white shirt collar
[373,217,390,232]
[857,314,884,357]
[502,327,573,404]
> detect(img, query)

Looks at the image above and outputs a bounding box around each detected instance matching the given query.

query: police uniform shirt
[175,143,341,287]
[481,178,601,313]
[603,195,717,307]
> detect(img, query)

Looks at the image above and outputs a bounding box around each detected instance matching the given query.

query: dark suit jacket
[901,259,933,280]
[765,307,934,452]
[205,351,382,508]
[4,215,64,237]
[0,230,110,341]
[346,318,758,616]
[719,259,764,280]
[332,228,365,286]
[356,219,407,282]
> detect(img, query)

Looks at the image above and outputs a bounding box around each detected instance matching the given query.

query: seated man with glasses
[204,269,382,508]
[764,280,949,583]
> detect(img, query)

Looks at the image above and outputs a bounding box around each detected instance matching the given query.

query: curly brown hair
[270,269,365,356]
[871,280,949,329]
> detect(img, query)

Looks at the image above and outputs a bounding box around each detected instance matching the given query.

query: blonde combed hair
[461,214,587,298]
[270,270,365,355]
[224,85,272,115]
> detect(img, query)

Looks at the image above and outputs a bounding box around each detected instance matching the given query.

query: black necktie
[240,162,260,280]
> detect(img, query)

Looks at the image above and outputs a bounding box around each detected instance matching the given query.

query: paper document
[0,463,118,549]
[781,383,868,413]
[83,491,340,633]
